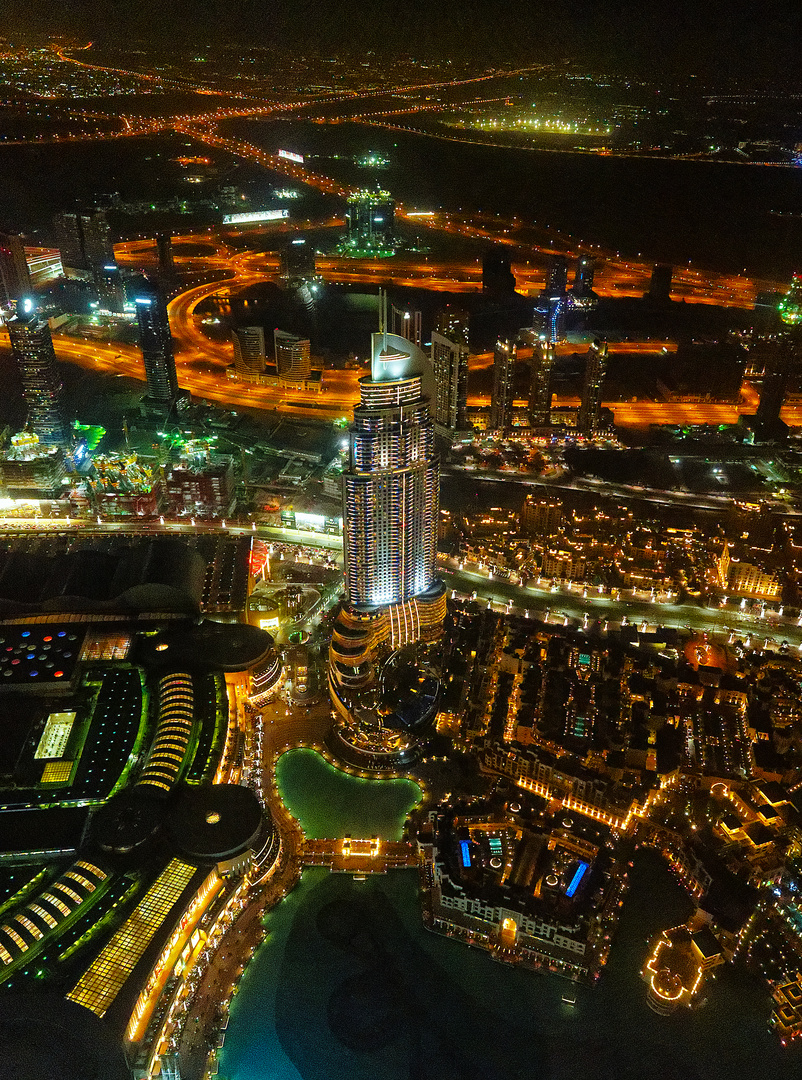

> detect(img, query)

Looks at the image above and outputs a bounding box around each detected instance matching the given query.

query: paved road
[442,566,802,649]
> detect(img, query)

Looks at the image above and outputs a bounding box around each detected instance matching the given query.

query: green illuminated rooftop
[778,275,802,325]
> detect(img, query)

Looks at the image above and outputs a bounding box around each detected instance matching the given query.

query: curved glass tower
[343,331,439,610]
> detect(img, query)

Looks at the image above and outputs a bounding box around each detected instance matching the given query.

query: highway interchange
[17,214,789,431]
[2,43,793,428]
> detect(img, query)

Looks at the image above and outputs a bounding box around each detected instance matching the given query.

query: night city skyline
[1,7,802,1080]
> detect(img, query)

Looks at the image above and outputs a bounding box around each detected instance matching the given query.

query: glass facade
[343,343,439,609]
[7,308,70,447]
[135,290,179,404]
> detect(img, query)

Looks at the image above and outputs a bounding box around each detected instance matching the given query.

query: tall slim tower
[0,232,31,308]
[578,339,608,435]
[755,340,794,426]
[434,306,469,348]
[80,210,115,270]
[330,300,446,759]
[646,264,673,303]
[545,255,568,295]
[156,233,174,282]
[7,298,70,447]
[342,325,440,611]
[51,212,84,271]
[529,340,555,427]
[490,339,516,432]
[572,256,595,297]
[390,302,422,349]
[431,331,468,433]
[344,190,395,253]
[96,264,125,313]
[134,283,179,410]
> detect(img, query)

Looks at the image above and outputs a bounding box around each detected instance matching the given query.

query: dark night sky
[5,0,802,78]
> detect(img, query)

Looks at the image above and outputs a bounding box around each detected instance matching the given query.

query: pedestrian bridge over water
[300,837,417,874]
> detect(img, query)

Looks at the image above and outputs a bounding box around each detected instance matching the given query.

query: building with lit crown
[7,299,71,447]
[431,331,468,434]
[343,190,395,254]
[779,274,802,326]
[529,340,555,427]
[342,330,440,610]
[330,306,446,758]
[0,231,31,308]
[490,339,516,431]
[134,283,182,413]
[578,339,608,435]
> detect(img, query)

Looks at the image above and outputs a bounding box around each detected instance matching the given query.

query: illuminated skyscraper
[434,306,469,347]
[232,326,266,375]
[528,339,555,427]
[156,233,174,282]
[135,283,180,410]
[534,255,569,341]
[344,190,395,253]
[52,209,114,272]
[578,338,608,435]
[7,299,70,447]
[431,331,468,433]
[779,274,802,326]
[535,295,567,341]
[390,302,422,349]
[572,255,595,297]
[342,324,440,611]
[273,330,311,382]
[545,255,568,296]
[0,232,31,308]
[490,339,516,431]
[80,210,114,270]
[330,297,445,757]
[96,264,125,313]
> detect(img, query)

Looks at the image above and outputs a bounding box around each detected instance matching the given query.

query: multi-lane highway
[15,227,791,428]
[1,514,794,649]
[441,564,802,650]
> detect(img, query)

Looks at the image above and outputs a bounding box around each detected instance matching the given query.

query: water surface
[275,748,422,840]
[220,852,802,1080]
